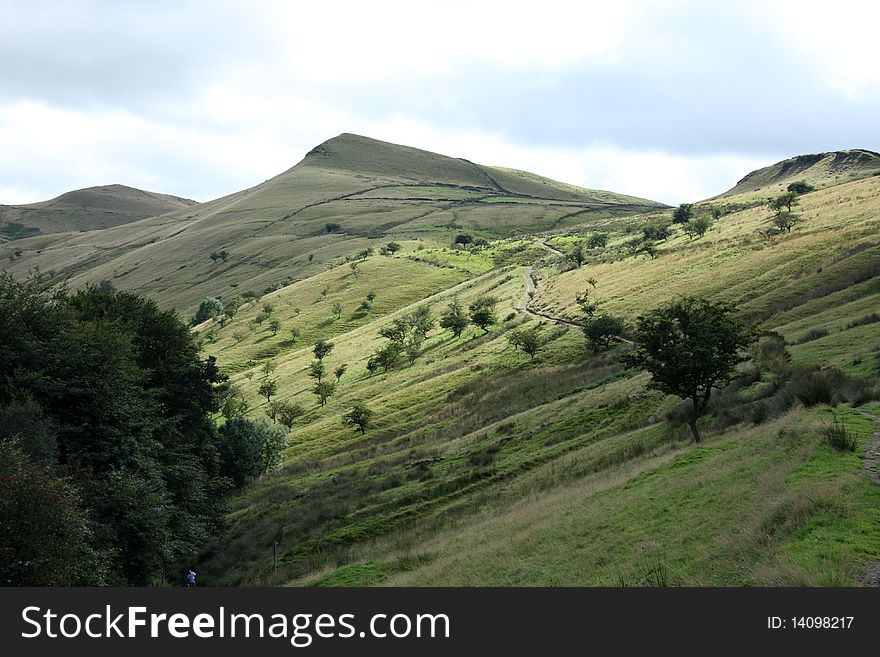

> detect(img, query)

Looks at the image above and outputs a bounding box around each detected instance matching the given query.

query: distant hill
[719,149,880,199]
[0,184,196,240]
[0,134,665,313]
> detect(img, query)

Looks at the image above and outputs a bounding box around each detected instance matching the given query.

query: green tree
[193,297,224,324]
[334,364,347,382]
[314,339,334,361]
[219,384,250,419]
[771,191,798,213]
[342,403,373,435]
[672,203,694,224]
[313,381,336,407]
[358,247,374,260]
[276,401,305,431]
[683,215,712,239]
[217,417,286,486]
[349,261,360,278]
[516,327,542,361]
[787,180,815,194]
[259,379,278,403]
[268,318,281,335]
[469,295,498,333]
[440,298,469,338]
[627,297,756,442]
[772,212,799,233]
[583,314,625,352]
[568,243,587,267]
[332,301,343,319]
[309,360,325,383]
[384,242,401,255]
[587,232,609,248]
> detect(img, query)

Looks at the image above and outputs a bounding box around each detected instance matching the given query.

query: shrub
[794,328,829,344]
[786,367,847,407]
[823,413,856,452]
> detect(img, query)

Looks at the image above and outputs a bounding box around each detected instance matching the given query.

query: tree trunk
[689,396,702,442]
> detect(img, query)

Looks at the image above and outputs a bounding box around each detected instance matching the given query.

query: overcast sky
[1,0,878,206]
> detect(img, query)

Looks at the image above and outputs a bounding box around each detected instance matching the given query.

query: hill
[0,134,665,314]
[191,160,880,586]
[0,184,196,240]
[719,149,880,199]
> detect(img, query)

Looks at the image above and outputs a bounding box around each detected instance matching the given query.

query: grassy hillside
[193,167,880,587]
[0,184,195,240]
[0,134,665,314]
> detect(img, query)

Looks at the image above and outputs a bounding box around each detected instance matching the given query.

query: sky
[1,0,878,206]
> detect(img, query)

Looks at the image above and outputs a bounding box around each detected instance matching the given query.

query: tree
[342,403,373,435]
[313,381,336,407]
[265,399,281,422]
[263,302,275,315]
[770,192,798,213]
[276,401,305,431]
[408,306,434,339]
[517,327,542,360]
[325,223,341,233]
[469,296,498,333]
[349,261,360,279]
[217,417,287,486]
[384,242,401,255]
[308,253,314,263]
[219,384,250,419]
[575,288,601,318]
[787,180,815,194]
[683,215,712,239]
[268,318,281,335]
[640,240,659,259]
[587,232,609,248]
[259,379,278,403]
[440,298,469,338]
[290,327,301,344]
[308,360,325,383]
[332,301,343,319]
[583,314,625,352]
[210,250,229,263]
[672,203,694,224]
[404,334,424,365]
[642,223,671,242]
[372,343,400,372]
[627,297,756,442]
[193,297,224,324]
[358,247,374,260]
[262,360,277,377]
[313,339,334,361]
[334,364,347,382]
[454,233,474,246]
[772,212,799,233]
[568,243,587,267]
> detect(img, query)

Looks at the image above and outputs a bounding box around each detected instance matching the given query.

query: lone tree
[268,318,281,336]
[332,301,343,319]
[258,379,278,403]
[193,297,224,324]
[349,261,360,279]
[469,295,499,333]
[517,326,542,360]
[334,364,347,382]
[313,338,334,361]
[787,180,815,194]
[383,242,401,255]
[440,298,469,338]
[627,297,755,442]
[342,403,374,435]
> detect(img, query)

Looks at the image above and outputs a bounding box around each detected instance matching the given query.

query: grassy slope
[195,170,880,586]
[0,184,195,239]
[0,134,664,314]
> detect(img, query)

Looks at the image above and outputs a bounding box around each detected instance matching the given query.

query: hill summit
[0,184,196,241]
[720,149,880,198]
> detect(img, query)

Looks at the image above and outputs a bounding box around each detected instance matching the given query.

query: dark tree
[770,192,798,213]
[268,318,281,335]
[334,364,347,382]
[587,232,609,248]
[259,379,278,403]
[325,223,341,233]
[358,247,374,261]
[683,215,712,239]
[312,381,336,407]
[332,301,343,319]
[276,401,305,431]
[583,314,625,352]
[309,360,325,383]
[454,233,474,246]
[568,243,587,267]
[342,403,374,435]
[672,203,694,224]
[313,339,334,361]
[517,327,542,360]
[469,296,498,333]
[627,297,756,442]
[787,180,815,194]
[440,298,469,338]
[217,417,287,486]
[384,242,401,255]
[193,297,224,324]
[772,212,799,233]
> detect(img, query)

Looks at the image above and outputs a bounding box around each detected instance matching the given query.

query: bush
[217,417,288,486]
[794,328,828,344]
[786,367,847,407]
[823,413,856,452]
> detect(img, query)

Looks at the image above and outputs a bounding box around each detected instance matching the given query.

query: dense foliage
[0,274,240,585]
